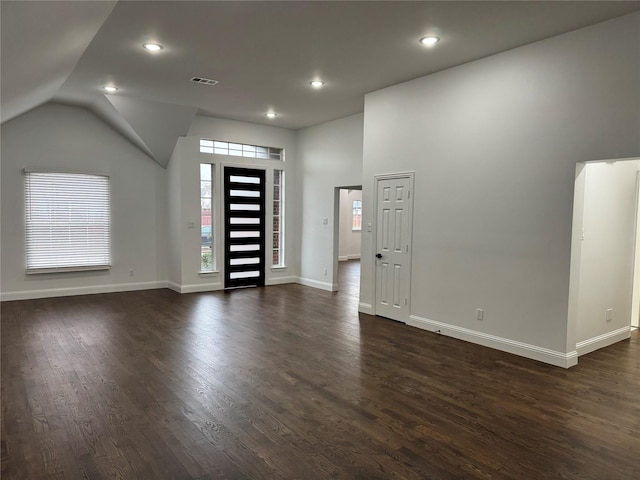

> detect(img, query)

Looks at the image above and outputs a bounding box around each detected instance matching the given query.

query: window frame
[199,163,216,273]
[352,199,362,231]
[272,169,285,267]
[200,139,284,161]
[24,169,111,274]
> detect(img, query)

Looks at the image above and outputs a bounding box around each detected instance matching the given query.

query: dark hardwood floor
[2,263,639,479]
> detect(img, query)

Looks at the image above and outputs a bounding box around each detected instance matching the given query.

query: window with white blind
[24,171,111,273]
[200,139,283,161]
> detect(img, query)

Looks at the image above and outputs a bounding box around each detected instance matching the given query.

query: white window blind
[25,171,111,273]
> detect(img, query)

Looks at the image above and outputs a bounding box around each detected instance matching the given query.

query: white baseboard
[339,255,361,261]
[0,281,168,302]
[296,277,334,291]
[408,315,578,368]
[176,282,224,294]
[576,326,630,356]
[358,302,374,315]
[266,276,297,286]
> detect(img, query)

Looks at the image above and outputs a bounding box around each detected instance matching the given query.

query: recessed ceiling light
[419,36,440,47]
[310,80,325,88]
[103,85,118,93]
[143,42,163,52]
[266,112,277,119]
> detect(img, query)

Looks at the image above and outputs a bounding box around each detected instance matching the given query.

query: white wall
[165,115,298,293]
[361,13,640,366]
[0,103,168,300]
[570,160,639,356]
[166,137,184,288]
[297,113,364,290]
[338,189,362,261]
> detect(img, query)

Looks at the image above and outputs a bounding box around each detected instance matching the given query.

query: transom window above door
[200,139,283,161]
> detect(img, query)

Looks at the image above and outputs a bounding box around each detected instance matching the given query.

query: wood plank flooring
[2,262,639,479]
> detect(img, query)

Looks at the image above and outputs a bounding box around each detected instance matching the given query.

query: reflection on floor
[337,259,360,299]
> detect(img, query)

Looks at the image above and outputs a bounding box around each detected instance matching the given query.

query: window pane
[230,257,260,265]
[200,164,212,181]
[230,189,260,197]
[201,181,212,198]
[230,217,260,225]
[200,164,214,271]
[272,169,285,266]
[230,231,260,238]
[230,244,260,252]
[230,175,260,184]
[200,139,283,161]
[231,204,260,211]
[230,271,260,279]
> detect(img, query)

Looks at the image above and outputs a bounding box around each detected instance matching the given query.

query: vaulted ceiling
[3,1,639,167]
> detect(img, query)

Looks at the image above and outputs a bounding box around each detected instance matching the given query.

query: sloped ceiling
[0,0,117,123]
[2,1,640,168]
[105,97,196,168]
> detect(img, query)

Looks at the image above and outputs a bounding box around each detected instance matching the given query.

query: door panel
[375,175,413,321]
[224,167,266,288]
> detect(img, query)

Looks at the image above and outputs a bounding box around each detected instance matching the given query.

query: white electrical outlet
[129,269,134,277]
[606,308,613,322]
[323,268,327,276]
[476,308,484,321]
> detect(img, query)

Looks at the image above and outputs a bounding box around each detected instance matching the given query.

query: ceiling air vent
[190,76,219,86]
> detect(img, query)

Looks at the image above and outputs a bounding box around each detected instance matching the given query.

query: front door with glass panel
[224,167,266,288]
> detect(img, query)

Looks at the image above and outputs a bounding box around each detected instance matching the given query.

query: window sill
[271,265,287,271]
[199,270,219,277]
[26,265,111,275]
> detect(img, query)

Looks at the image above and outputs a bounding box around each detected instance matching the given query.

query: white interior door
[375,175,413,322]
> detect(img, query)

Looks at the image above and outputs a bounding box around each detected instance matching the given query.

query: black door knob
[375,253,383,259]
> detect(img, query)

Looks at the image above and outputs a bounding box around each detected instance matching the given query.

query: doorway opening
[333,186,362,298]
[568,158,640,357]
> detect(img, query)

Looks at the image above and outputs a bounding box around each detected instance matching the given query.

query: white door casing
[374,174,413,322]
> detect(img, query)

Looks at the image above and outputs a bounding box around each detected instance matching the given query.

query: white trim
[198,271,219,277]
[338,254,361,262]
[0,281,167,302]
[296,277,334,291]
[576,327,631,356]
[266,276,296,285]
[23,167,110,177]
[408,315,579,368]
[26,265,111,275]
[167,281,182,293]
[358,302,374,315]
